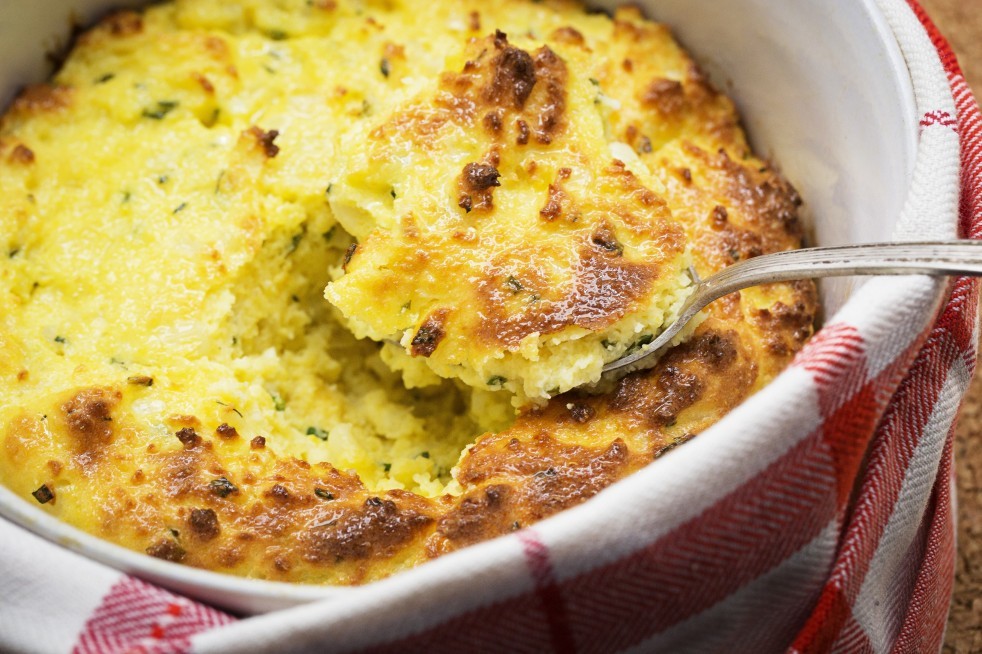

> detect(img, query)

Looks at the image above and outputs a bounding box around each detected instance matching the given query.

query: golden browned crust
[0,0,818,585]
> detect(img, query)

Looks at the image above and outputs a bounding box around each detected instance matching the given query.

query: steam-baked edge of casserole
[0,0,816,584]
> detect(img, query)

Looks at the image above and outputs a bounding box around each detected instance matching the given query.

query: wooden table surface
[915,1,982,651]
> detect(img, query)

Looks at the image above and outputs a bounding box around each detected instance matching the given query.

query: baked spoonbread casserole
[0,0,817,584]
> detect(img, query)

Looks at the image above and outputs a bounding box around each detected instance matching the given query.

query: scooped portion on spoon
[325,29,712,402]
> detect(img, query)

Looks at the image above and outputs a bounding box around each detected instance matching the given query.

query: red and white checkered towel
[1,0,979,651]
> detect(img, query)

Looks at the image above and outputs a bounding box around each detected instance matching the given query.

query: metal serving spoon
[600,240,982,379]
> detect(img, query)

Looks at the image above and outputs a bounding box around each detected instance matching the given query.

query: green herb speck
[505,276,523,293]
[270,392,286,411]
[142,100,179,120]
[209,476,238,498]
[173,202,187,214]
[487,375,507,388]
[314,488,335,500]
[306,426,329,441]
[382,462,392,473]
[53,335,66,344]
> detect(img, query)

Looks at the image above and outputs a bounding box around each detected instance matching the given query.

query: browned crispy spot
[11,85,72,116]
[251,436,266,449]
[430,484,513,548]
[642,78,686,115]
[609,330,738,427]
[749,281,817,356]
[188,508,220,541]
[591,222,623,255]
[567,402,596,423]
[265,483,292,502]
[457,161,501,212]
[245,126,280,158]
[528,47,566,144]
[410,309,449,357]
[551,26,586,47]
[476,231,659,346]
[102,10,143,37]
[192,72,215,94]
[516,119,530,145]
[61,388,120,453]
[687,144,803,241]
[486,32,537,109]
[433,433,634,553]
[431,33,567,146]
[147,538,185,562]
[9,144,34,165]
[468,11,481,32]
[175,427,201,449]
[539,167,572,221]
[483,109,503,135]
[215,423,238,440]
[301,496,433,562]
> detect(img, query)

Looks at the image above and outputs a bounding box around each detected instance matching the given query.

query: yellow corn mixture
[0,0,817,584]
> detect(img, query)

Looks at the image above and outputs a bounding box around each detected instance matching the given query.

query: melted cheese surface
[0,0,816,584]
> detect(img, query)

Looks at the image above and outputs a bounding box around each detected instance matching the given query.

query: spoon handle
[602,240,982,375]
[704,240,982,292]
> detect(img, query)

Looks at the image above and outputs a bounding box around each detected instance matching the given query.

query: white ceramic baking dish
[0,0,918,614]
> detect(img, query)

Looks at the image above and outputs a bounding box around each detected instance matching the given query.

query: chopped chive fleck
[110,357,126,366]
[270,392,286,411]
[401,301,411,311]
[267,29,288,40]
[420,451,430,459]
[382,463,392,473]
[53,335,66,344]
[505,275,523,293]
[326,183,334,196]
[389,188,397,199]
[589,77,600,86]
[157,175,169,184]
[95,73,115,84]
[215,400,244,417]
[487,375,507,388]
[380,58,391,78]
[314,488,335,500]
[287,230,304,253]
[32,484,54,504]
[173,202,187,214]
[306,426,329,441]
[127,375,154,387]
[142,100,179,120]
[209,476,238,498]
[8,247,20,258]
[122,191,132,203]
